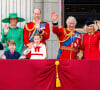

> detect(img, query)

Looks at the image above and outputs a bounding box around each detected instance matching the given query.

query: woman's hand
[97,20,100,30]
[4,25,9,35]
[51,12,58,23]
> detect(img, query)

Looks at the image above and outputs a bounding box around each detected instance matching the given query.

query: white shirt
[24,43,47,59]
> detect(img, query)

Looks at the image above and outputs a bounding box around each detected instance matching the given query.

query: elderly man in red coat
[23,8,50,58]
[51,12,82,59]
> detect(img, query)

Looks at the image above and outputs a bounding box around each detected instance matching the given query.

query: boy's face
[8,44,16,51]
[34,36,41,45]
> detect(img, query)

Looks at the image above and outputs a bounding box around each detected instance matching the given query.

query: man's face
[67,19,76,30]
[34,36,41,45]
[8,44,16,51]
[33,9,41,21]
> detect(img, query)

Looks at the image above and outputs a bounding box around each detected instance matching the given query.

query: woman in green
[1,13,25,55]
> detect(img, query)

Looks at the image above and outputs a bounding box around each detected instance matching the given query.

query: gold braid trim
[57,28,74,42]
[57,36,70,42]
[29,28,36,40]
[25,24,35,31]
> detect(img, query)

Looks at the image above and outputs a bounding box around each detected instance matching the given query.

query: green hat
[2,13,25,23]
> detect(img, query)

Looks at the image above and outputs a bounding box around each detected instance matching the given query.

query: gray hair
[66,16,77,25]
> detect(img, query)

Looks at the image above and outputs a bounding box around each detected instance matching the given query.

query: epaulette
[25,22,35,31]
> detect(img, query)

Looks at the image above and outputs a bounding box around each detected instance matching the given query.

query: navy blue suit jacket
[4,50,20,59]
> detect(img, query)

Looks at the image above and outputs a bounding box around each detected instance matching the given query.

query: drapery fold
[0,60,100,90]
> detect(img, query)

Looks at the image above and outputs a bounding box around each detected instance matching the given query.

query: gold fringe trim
[55,61,61,88]
[57,28,75,42]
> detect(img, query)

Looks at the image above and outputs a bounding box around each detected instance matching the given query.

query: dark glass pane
[64,0,100,28]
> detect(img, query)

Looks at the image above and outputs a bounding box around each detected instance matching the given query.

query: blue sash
[29,29,38,42]
[29,22,47,42]
[57,31,80,59]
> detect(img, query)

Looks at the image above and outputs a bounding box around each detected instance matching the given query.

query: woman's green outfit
[1,13,25,54]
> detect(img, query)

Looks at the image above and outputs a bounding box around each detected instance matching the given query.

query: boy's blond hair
[7,40,16,46]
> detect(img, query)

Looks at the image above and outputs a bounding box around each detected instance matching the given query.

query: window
[64,0,100,28]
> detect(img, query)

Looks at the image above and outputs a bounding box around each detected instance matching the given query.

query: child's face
[8,44,16,51]
[34,36,41,45]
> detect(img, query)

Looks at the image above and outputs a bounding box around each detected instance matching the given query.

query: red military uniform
[83,32,100,59]
[24,21,50,45]
[23,21,50,58]
[52,23,82,59]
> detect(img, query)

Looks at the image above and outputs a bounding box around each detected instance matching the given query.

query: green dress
[1,27,24,54]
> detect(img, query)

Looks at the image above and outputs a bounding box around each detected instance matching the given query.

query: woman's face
[9,17,17,25]
[87,24,94,33]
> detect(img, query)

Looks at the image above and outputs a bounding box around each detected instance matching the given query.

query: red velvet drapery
[0,59,100,90]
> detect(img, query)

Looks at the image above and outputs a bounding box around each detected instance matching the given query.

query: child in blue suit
[1,40,20,59]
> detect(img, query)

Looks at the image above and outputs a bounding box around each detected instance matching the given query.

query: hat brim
[83,24,98,33]
[2,17,25,23]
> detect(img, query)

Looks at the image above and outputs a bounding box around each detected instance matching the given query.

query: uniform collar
[34,43,42,47]
[67,28,75,33]
[88,32,94,36]
[67,28,75,32]
[33,20,41,24]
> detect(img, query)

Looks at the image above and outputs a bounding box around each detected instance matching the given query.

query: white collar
[33,43,42,47]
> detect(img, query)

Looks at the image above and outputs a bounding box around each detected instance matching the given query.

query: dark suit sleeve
[16,52,20,59]
[4,51,7,58]
[4,51,6,55]
[0,42,3,50]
